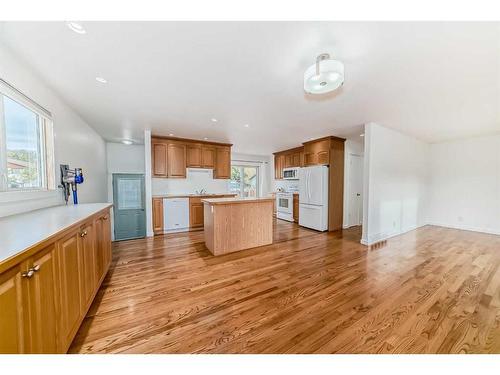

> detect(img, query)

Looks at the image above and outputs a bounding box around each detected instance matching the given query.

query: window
[0,82,54,192]
[229,165,259,198]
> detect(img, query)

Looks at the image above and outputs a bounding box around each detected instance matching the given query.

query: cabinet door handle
[103,216,108,220]
[80,230,88,237]
[32,264,40,272]
[22,269,35,278]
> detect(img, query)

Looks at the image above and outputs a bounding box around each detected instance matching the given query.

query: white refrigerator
[298,165,329,231]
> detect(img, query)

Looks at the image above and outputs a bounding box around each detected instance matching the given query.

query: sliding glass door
[229,165,259,197]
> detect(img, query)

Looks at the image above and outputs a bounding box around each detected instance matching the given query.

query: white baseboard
[361,222,500,246]
[426,221,500,236]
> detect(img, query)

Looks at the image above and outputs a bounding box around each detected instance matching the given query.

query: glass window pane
[117,178,143,209]
[242,167,257,197]
[229,166,242,196]
[4,96,42,189]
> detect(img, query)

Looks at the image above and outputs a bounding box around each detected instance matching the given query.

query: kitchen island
[202,197,274,256]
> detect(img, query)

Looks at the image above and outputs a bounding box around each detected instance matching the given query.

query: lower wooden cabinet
[189,198,204,228]
[293,194,299,223]
[0,207,112,354]
[0,264,26,353]
[152,198,164,234]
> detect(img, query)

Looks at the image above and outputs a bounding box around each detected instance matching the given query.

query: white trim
[426,221,500,236]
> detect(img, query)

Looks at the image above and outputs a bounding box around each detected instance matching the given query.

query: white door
[307,166,326,206]
[348,154,363,227]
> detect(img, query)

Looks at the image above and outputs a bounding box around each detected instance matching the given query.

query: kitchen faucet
[195,188,206,195]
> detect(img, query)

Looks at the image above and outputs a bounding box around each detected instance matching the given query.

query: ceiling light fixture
[304,53,344,94]
[211,118,218,123]
[204,137,208,140]
[95,77,107,84]
[169,133,174,136]
[66,21,86,34]
[122,139,133,145]
[244,124,249,128]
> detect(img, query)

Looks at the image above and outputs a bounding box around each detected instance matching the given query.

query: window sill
[0,189,59,204]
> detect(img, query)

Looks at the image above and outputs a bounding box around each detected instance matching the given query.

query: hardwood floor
[69,220,500,354]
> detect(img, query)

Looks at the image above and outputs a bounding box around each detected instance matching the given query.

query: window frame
[0,80,55,195]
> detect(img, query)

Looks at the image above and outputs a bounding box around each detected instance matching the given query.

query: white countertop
[0,203,112,266]
[202,197,275,205]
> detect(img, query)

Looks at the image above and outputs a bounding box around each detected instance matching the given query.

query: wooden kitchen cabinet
[189,197,204,228]
[303,138,331,166]
[152,143,167,177]
[22,244,58,353]
[201,146,215,168]
[0,206,112,354]
[214,146,231,179]
[56,230,83,351]
[186,144,202,168]
[167,142,187,178]
[293,194,299,223]
[152,137,231,178]
[0,264,26,353]
[152,198,164,235]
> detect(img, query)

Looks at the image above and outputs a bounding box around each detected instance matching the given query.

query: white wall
[106,142,145,240]
[0,44,107,218]
[362,123,429,245]
[343,139,364,228]
[427,134,500,235]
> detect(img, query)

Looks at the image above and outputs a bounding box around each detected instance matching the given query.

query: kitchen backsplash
[152,168,230,195]
[274,180,299,192]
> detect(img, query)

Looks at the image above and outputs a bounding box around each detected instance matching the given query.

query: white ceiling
[1,22,499,154]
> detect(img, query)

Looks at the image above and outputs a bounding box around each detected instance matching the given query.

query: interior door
[348,154,364,226]
[113,174,146,241]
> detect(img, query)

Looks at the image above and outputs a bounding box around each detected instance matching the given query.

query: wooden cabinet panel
[152,198,164,234]
[78,223,96,308]
[186,144,202,167]
[0,264,26,354]
[23,244,58,353]
[292,152,301,167]
[201,146,215,168]
[56,231,82,350]
[284,154,293,168]
[167,143,187,178]
[304,152,316,166]
[274,155,281,179]
[190,202,204,228]
[317,150,330,165]
[293,195,299,223]
[152,143,167,177]
[214,147,231,179]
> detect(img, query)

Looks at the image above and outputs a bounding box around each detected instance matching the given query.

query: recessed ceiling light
[211,118,217,123]
[95,77,107,84]
[66,21,86,34]
[244,124,250,128]
[169,133,174,136]
[204,137,208,140]
[360,134,365,137]
[309,137,314,141]
[122,139,133,145]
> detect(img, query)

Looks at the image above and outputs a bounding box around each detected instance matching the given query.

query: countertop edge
[202,197,275,205]
[0,203,112,273]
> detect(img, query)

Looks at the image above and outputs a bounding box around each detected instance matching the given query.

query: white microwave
[282,167,300,180]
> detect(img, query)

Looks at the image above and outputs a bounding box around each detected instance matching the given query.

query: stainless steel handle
[80,230,88,237]
[32,264,40,272]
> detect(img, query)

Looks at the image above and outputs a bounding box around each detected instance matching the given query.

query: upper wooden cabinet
[214,146,231,179]
[186,144,202,168]
[153,143,167,177]
[303,138,331,166]
[167,143,187,178]
[152,136,231,179]
[201,146,215,168]
[273,147,303,180]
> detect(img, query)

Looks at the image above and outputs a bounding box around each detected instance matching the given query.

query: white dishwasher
[163,198,189,232]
